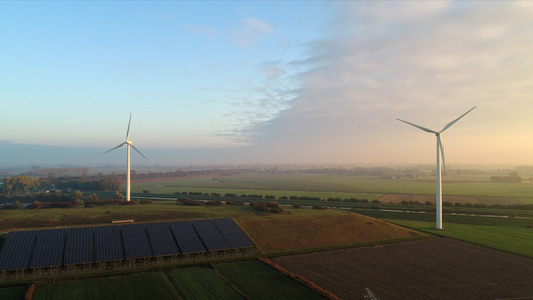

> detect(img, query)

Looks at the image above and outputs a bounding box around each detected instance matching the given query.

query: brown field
[271,238,533,300]
[239,212,423,253]
[378,194,520,205]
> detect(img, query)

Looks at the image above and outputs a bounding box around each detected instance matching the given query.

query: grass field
[167,267,243,300]
[0,286,27,300]
[32,272,180,300]
[389,220,533,258]
[215,260,323,300]
[129,173,533,204]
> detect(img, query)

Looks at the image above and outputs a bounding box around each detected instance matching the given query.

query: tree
[1,176,38,195]
[72,190,83,200]
[114,191,124,202]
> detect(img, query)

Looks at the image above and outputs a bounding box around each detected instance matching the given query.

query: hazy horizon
[2,2,533,168]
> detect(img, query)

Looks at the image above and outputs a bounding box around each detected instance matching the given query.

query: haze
[2,1,533,168]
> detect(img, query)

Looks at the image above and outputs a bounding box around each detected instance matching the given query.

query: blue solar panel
[29,229,66,268]
[94,226,124,261]
[191,219,231,251]
[169,221,206,254]
[64,227,94,265]
[213,218,254,249]
[0,230,37,271]
[145,222,180,256]
[121,224,153,259]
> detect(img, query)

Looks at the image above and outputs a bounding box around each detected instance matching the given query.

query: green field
[130,173,533,204]
[389,220,533,258]
[215,260,323,300]
[167,267,244,300]
[28,261,326,300]
[0,286,27,300]
[32,272,180,300]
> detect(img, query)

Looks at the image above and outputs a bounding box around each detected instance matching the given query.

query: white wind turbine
[397,106,476,230]
[103,113,147,202]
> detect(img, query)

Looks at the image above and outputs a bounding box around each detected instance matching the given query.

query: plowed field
[271,238,533,300]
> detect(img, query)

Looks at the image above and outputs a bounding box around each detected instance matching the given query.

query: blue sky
[2,1,533,168]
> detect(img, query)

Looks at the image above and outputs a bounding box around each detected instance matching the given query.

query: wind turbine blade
[126,113,132,140]
[440,106,476,133]
[130,143,148,160]
[438,135,446,172]
[103,142,127,154]
[397,118,438,134]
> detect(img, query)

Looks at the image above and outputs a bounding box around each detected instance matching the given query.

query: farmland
[271,238,533,300]
[1,171,532,299]
[389,220,533,258]
[214,260,323,300]
[129,173,533,204]
[166,267,243,299]
[32,272,179,300]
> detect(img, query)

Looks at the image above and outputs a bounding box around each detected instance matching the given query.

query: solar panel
[191,219,230,251]
[145,222,180,256]
[121,224,153,259]
[94,226,124,262]
[213,218,254,249]
[29,229,66,268]
[0,230,38,271]
[64,227,94,265]
[169,221,206,254]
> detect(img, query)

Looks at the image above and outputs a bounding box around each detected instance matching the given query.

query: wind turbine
[103,113,147,202]
[397,106,476,230]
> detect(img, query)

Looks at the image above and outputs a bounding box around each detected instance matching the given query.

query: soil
[271,237,533,300]
[240,213,422,253]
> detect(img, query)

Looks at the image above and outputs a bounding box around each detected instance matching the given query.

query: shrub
[140,199,153,204]
[312,205,328,210]
[371,200,380,204]
[270,207,284,214]
[293,204,302,209]
[266,201,280,209]
[142,190,150,194]
[443,202,454,207]
[206,200,223,206]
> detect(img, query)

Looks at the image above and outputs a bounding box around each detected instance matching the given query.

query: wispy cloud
[238,1,533,164]
[184,23,217,36]
[231,17,274,47]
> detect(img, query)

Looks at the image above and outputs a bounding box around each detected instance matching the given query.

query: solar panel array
[64,227,94,265]
[29,229,65,268]
[0,230,37,271]
[191,219,231,251]
[213,218,254,249]
[169,221,207,254]
[0,218,253,271]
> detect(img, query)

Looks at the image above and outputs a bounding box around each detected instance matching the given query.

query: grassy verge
[389,220,533,258]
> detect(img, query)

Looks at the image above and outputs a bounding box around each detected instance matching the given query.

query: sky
[1,1,533,169]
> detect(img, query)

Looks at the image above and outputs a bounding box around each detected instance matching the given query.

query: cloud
[184,23,217,36]
[231,17,274,47]
[238,2,533,165]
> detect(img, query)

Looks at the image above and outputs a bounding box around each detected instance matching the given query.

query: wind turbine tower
[104,113,147,201]
[397,107,476,230]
